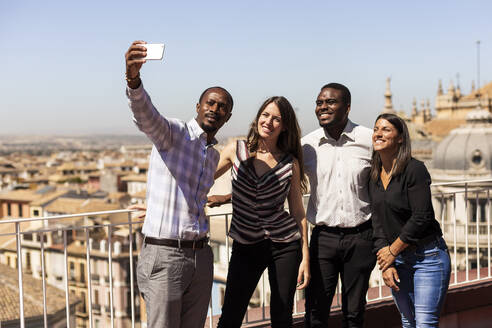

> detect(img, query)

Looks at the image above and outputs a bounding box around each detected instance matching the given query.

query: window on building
[7,256,10,267]
[127,290,132,315]
[18,204,23,217]
[33,209,40,216]
[36,233,47,243]
[470,199,487,223]
[69,261,75,280]
[107,291,112,313]
[26,252,31,272]
[80,263,86,283]
[7,203,11,216]
[81,291,87,313]
[94,290,99,305]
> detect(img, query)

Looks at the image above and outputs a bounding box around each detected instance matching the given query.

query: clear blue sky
[1,1,491,138]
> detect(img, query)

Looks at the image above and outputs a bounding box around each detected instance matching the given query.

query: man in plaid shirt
[125,41,233,328]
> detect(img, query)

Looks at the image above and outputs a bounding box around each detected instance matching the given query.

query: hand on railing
[207,194,232,208]
[128,204,147,219]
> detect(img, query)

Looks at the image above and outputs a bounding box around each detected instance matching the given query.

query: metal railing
[0,209,142,328]
[1,177,492,328]
[205,178,492,326]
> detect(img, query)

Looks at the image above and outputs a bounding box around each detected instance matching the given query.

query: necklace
[256,149,282,155]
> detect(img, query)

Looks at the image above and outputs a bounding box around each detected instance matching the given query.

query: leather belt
[145,237,209,249]
[316,220,372,235]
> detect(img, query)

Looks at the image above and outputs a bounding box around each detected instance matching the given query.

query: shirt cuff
[126,83,144,100]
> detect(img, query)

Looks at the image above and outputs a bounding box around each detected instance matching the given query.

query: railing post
[453,195,458,284]
[108,225,114,327]
[85,227,93,328]
[64,229,71,328]
[128,211,136,328]
[261,272,266,321]
[225,214,230,261]
[475,192,480,280]
[40,231,48,328]
[465,183,469,282]
[208,297,213,328]
[487,189,491,278]
[16,222,25,328]
[440,192,445,230]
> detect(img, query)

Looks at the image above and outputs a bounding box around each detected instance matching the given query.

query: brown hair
[370,113,412,181]
[246,96,307,193]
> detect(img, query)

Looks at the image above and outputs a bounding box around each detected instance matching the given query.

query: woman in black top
[369,113,451,328]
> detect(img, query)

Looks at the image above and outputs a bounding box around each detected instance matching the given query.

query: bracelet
[125,72,140,82]
[388,246,397,257]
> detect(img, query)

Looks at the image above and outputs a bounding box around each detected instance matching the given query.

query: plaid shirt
[126,84,220,240]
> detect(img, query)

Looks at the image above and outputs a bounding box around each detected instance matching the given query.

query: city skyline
[2,1,491,138]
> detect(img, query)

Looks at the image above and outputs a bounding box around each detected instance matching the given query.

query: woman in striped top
[210,96,310,328]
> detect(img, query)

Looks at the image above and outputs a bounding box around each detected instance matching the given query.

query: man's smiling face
[315,87,350,130]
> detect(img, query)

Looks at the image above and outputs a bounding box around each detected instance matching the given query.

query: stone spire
[425,99,431,121]
[456,83,462,98]
[383,77,396,113]
[437,80,443,95]
[448,81,456,97]
[411,98,418,117]
[471,80,476,93]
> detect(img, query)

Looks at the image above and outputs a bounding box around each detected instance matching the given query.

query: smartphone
[143,43,165,60]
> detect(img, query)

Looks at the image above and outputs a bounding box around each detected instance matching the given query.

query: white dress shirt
[127,84,219,240]
[302,120,372,228]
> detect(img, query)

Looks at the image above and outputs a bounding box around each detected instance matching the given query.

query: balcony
[0,178,491,327]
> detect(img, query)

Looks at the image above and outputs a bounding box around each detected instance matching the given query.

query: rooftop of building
[0,264,79,322]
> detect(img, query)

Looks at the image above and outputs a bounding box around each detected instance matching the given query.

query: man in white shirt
[302,83,376,327]
[125,41,233,328]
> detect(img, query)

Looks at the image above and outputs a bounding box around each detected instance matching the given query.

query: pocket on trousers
[151,247,185,279]
[137,244,157,282]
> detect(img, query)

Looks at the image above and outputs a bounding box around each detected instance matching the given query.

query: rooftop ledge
[206,267,492,328]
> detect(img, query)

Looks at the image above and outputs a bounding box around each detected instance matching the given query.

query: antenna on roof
[476,40,481,99]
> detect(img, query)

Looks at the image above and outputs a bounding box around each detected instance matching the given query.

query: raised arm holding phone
[125,40,233,328]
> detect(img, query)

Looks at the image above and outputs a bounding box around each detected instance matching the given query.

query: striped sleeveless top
[228,140,301,244]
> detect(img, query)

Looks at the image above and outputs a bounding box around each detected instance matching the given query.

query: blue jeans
[392,236,451,328]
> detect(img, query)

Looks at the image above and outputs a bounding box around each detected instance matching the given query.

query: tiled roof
[462,81,492,100]
[424,118,466,140]
[0,190,39,202]
[0,263,79,322]
[45,198,120,214]
[30,189,69,206]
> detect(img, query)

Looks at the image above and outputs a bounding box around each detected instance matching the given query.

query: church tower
[383,77,396,114]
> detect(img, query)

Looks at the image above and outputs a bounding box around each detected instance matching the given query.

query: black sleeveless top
[228,140,301,244]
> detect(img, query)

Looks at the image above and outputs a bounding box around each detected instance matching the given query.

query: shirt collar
[319,119,357,143]
[187,118,218,146]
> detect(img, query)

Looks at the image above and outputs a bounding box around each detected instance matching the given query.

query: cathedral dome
[433,110,492,173]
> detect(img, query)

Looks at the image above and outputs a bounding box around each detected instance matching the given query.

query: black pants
[305,222,376,328]
[217,239,302,328]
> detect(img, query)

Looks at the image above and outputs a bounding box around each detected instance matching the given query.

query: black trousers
[305,222,376,328]
[217,239,302,328]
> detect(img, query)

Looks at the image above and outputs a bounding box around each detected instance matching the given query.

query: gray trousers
[137,241,214,328]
